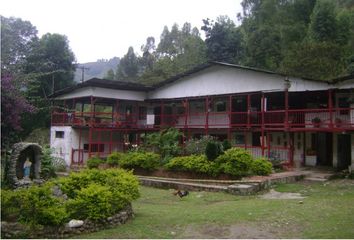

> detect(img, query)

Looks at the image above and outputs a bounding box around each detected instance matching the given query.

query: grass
[77,179,354,239]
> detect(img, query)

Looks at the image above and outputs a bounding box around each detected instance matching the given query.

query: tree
[116,47,140,82]
[1,75,37,147]
[140,37,156,72]
[308,0,338,42]
[1,16,38,75]
[26,33,76,97]
[201,16,244,63]
[281,0,353,80]
[104,69,115,80]
[141,23,207,85]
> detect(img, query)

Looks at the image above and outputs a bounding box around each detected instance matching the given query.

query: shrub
[205,141,222,161]
[66,183,113,221]
[14,184,68,226]
[52,156,67,172]
[185,135,215,155]
[1,189,21,220]
[165,155,219,175]
[251,158,273,176]
[119,152,160,170]
[106,152,123,167]
[142,128,182,162]
[222,139,232,151]
[86,156,104,169]
[41,146,57,179]
[58,169,140,210]
[215,148,254,178]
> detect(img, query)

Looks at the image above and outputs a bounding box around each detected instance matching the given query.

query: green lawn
[77,179,354,239]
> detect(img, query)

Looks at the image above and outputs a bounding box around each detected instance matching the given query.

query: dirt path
[180,222,296,239]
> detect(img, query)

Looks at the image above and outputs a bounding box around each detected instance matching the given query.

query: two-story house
[50,62,354,170]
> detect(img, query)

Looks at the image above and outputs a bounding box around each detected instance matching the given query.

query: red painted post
[261,93,265,156]
[78,127,82,164]
[161,101,164,127]
[205,96,209,135]
[184,99,189,128]
[285,89,289,129]
[247,94,251,128]
[328,89,333,128]
[228,95,232,142]
[88,128,92,159]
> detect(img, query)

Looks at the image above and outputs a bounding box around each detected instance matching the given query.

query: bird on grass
[173,189,189,198]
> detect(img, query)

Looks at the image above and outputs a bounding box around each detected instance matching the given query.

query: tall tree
[201,16,244,63]
[1,16,38,75]
[116,47,140,82]
[26,33,76,97]
[141,36,156,72]
[141,23,207,85]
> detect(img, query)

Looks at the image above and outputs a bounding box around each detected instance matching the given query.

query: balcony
[52,107,354,131]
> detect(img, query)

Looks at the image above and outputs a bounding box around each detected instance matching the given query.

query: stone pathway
[137,170,314,195]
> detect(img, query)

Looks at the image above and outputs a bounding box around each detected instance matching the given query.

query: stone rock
[68,219,84,228]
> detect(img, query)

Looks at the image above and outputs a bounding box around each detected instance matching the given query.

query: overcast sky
[1,0,243,63]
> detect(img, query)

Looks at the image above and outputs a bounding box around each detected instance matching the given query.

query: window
[83,144,104,153]
[215,101,226,112]
[55,131,64,138]
[235,134,245,145]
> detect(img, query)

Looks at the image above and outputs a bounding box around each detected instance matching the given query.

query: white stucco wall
[55,86,147,101]
[148,65,330,100]
[50,126,75,166]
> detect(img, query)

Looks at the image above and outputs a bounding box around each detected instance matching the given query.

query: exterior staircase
[303,169,335,182]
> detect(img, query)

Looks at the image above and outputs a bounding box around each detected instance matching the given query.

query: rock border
[1,204,133,239]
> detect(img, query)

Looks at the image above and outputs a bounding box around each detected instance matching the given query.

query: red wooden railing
[53,107,354,130]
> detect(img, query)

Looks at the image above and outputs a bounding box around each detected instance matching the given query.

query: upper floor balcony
[51,89,354,131]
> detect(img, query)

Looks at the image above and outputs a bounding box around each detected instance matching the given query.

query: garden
[86,128,273,179]
[1,128,275,238]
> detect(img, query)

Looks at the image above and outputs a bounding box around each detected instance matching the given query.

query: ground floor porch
[50,126,354,171]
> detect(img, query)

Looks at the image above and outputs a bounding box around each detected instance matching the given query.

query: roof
[50,78,153,98]
[152,61,280,88]
[51,61,338,98]
[332,74,354,83]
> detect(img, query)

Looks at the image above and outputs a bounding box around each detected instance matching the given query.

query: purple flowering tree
[1,75,37,146]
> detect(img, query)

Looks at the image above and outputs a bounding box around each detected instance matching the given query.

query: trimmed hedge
[106,152,123,166]
[215,148,254,178]
[119,151,161,170]
[60,169,140,221]
[165,155,218,175]
[251,158,273,176]
[86,156,105,169]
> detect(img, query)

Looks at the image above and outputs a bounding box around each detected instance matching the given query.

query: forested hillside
[111,0,353,85]
[1,0,354,148]
[74,57,120,82]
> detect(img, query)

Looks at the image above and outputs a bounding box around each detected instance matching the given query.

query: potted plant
[312,117,321,127]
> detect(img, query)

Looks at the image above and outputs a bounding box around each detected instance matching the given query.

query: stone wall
[1,204,133,239]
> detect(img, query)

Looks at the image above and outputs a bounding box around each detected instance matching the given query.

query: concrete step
[303,177,328,182]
